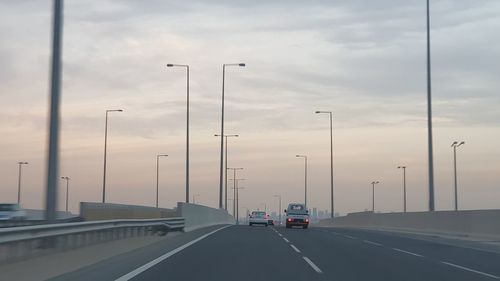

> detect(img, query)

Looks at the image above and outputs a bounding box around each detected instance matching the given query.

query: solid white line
[290,244,301,253]
[392,248,423,257]
[363,240,382,246]
[303,256,323,274]
[114,225,232,281]
[344,235,356,239]
[283,237,290,243]
[441,261,500,279]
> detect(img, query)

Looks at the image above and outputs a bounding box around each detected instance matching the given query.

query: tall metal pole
[17,162,28,204]
[329,113,334,218]
[426,0,435,212]
[219,64,226,209]
[296,155,308,207]
[102,111,109,203]
[371,181,379,212]
[45,0,63,222]
[61,177,70,212]
[156,154,168,208]
[452,141,465,211]
[218,63,245,209]
[236,179,240,225]
[224,136,228,209]
[398,166,407,212]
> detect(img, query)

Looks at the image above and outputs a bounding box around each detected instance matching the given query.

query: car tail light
[287,218,292,222]
[305,218,309,223]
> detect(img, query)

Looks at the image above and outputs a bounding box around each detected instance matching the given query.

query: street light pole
[166,64,190,203]
[398,166,407,212]
[61,176,70,212]
[296,155,308,207]
[227,167,243,214]
[219,63,245,209]
[17,162,28,204]
[451,141,465,211]
[156,154,168,208]
[371,181,380,212]
[192,194,200,204]
[102,109,123,203]
[426,0,435,212]
[231,178,245,223]
[215,134,239,210]
[316,110,334,218]
[274,195,281,225]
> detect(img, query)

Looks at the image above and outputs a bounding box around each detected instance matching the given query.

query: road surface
[51,225,500,281]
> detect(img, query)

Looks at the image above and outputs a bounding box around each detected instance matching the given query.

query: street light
[156,154,168,208]
[102,109,123,203]
[426,0,435,212]
[296,155,308,207]
[274,195,282,225]
[166,63,190,203]
[218,63,245,209]
[192,194,200,204]
[371,181,380,212]
[215,134,239,210]
[17,162,28,204]
[315,110,334,218]
[231,178,245,224]
[61,176,70,212]
[227,167,243,213]
[397,166,407,212]
[260,202,267,212]
[451,141,465,211]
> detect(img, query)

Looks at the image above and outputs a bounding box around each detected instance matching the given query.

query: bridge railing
[0,217,184,263]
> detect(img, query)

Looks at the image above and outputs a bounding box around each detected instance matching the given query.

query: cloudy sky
[1,0,499,216]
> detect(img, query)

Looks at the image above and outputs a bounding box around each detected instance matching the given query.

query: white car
[249,211,269,226]
[0,203,27,220]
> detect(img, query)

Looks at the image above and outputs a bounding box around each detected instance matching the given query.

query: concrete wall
[317,210,500,239]
[80,202,177,221]
[177,202,235,232]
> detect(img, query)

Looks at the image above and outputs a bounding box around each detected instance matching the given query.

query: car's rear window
[252,211,266,217]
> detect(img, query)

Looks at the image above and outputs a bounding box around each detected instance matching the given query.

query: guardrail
[0,217,184,263]
[0,217,83,228]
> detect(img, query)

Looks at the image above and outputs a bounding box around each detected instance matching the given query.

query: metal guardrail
[0,217,185,263]
[0,216,83,228]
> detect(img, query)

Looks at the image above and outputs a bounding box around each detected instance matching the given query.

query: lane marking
[363,240,382,246]
[343,235,356,239]
[283,237,290,243]
[278,233,283,237]
[441,262,500,279]
[392,248,423,257]
[290,244,301,253]
[114,225,232,281]
[303,256,323,274]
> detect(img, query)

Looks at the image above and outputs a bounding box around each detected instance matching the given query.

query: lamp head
[167,64,174,67]
[238,63,246,67]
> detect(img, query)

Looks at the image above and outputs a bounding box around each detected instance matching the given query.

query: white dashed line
[363,240,382,246]
[392,248,423,257]
[283,237,290,243]
[278,233,283,237]
[343,235,356,239]
[290,244,301,253]
[441,262,500,279]
[303,256,323,274]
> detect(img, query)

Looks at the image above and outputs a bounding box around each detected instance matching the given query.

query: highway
[50,225,500,281]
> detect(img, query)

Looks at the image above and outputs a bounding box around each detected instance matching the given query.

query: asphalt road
[51,225,500,281]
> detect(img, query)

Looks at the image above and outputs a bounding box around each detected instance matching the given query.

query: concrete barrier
[177,202,235,232]
[317,209,500,239]
[80,202,177,221]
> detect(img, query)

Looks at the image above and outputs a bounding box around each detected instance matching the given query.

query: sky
[0,0,499,216]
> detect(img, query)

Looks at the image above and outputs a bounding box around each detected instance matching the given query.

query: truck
[284,203,309,229]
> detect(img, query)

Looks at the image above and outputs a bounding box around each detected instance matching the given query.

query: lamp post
[315,110,334,218]
[371,181,380,212]
[231,178,245,223]
[215,134,239,210]
[192,194,200,204]
[156,154,168,208]
[218,63,245,209]
[227,167,243,213]
[17,162,28,204]
[166,64,190,203]
[397,166,407,212]
[61,176,70,212]
[296,155,308,207]
[426,0,435,212]
[102,109,123,203]
[274,195,282,225]
[451,141,465,211]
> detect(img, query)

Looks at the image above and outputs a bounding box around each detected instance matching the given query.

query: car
[249,211,268,226]
[284,203,309,229]
[0,203,27,220]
